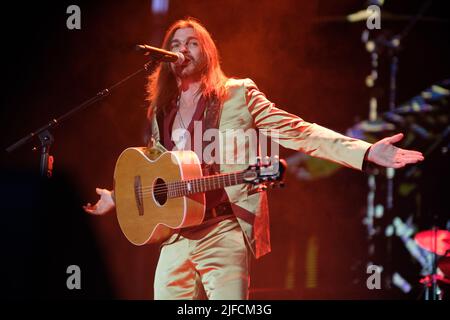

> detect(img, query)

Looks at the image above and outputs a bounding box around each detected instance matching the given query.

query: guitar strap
[202,96,223,175]
[155,108,165,147]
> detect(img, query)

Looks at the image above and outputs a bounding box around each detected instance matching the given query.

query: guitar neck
[167,171,246,198]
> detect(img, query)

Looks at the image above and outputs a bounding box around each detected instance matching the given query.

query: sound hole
[153,178,168,206]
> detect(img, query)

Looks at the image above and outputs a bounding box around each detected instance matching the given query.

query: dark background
[1,0,448,299]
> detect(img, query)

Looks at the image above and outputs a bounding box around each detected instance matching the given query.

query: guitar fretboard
[167,171,245,198]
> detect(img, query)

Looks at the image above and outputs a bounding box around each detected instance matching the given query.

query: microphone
[135,44,185,64]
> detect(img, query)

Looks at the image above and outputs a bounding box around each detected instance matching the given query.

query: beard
[172,55,205,80]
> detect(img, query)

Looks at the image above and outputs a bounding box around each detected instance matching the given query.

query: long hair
[146,18,228,120]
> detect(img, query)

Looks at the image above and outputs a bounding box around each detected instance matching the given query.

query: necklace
[174,95,190,150]
[175,89,200,132]
[176,95,188,129]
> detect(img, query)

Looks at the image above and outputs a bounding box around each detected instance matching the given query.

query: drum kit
[312,2,450,299]
[414,229,450,299]
[347,4,450,298]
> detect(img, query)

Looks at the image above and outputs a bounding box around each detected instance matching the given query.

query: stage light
[151,0,169,15]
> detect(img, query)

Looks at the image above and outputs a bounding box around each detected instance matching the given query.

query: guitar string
[134,159,275,195]
[134,163,272,194]
[136,172,245,193]
[137,173,245,196]
[136,172,246,197]
[138,176,244,196]
[132,164,278,197]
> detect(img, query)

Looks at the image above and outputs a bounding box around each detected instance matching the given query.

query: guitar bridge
[134,175,144,216]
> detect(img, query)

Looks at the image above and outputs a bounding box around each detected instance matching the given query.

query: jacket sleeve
[244,78,372,170]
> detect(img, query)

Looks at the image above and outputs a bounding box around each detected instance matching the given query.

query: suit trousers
[154,217,251,300]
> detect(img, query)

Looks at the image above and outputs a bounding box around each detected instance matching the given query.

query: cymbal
[348,119,396,134]
[391,82,450,114]
[414,230,450,256]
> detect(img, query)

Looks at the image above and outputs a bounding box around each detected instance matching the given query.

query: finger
[398,149,424,157]
[396,152,424,159]
[395,155,424,162]
[386,133,404,144]
[392,162,406,169]
[84,206,99,214]
[83,206,94,213]
[402,158,423,164]
[96,188,103,195]
[400,153,424,161]
[83,202,96,209]
[392,156,423,167]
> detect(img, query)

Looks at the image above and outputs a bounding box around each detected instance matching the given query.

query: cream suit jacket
[150,78,372,258]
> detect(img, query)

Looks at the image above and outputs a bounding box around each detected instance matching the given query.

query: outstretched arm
[245,79,371,170]
[245,79,424,170]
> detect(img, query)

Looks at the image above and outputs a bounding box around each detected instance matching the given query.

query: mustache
[183,54,194,62]
[176,55,195,68]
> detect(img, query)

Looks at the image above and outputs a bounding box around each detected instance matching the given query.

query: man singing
[83,18,424,300]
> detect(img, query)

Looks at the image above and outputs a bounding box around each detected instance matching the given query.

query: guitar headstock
[243,156,287,188]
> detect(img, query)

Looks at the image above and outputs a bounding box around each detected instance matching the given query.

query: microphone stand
[6,58,162,178]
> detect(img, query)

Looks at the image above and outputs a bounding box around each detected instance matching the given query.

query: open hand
[83,188,115,215]
[367,133,424,168]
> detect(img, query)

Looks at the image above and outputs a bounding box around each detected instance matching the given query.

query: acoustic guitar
[113,147,286,245]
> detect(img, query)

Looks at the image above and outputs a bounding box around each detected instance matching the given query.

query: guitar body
[114,148,205,245]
